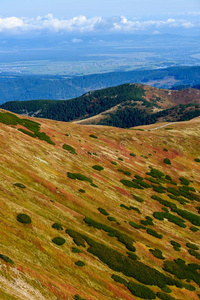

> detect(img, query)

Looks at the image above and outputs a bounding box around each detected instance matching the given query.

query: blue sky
[1,0,200,18]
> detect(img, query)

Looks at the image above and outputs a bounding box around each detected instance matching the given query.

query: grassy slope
[0,109,200,300]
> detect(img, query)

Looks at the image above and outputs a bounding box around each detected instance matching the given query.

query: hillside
[0,66,200,104]
[1,83,200,128]
[0,109,200,300]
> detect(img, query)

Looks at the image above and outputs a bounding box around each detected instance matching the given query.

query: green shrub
[188,249,200,260]
[74,295,86,300]
[146,228,163,239]
[89,134,98,139]
[0,254,14,265]
[165,175,171,181]
[52,223,63,231]
[92,165,104,171]
[120,179,143,189]
[91,183,98,188]
[52,237,66,246]
[118,157,123,161]
[186,243,199,250]
[132,194,144,202]
[63,144,77,154]
[66,229,86,247]
[75,260,85,267]
[67,172,93,183]
[130,153,136,157]
[17,213,32,224]
[164,158,171,165]
[79,189,85,193]
[129,221,146,229]
[107,216,118,222]
[179,177,190,186]
[84,216,135,251]
[66,228,181,289]
[170,241,181,251]
[127,281,156,299]
[141,216,154,226]
[111,161,117,165]
[149,249,165,260]
[72,247,82,253]
[146,168,164,179]
[156,292,175,300]
[153,185,166,194]
[163,148,168,152]
[127,252,139,260]
[194,158,200,162]
[118,169,131,176]
[13,183,26,189]
[98,207,109,216]
[111,274,128,286]
[190,226,199,232]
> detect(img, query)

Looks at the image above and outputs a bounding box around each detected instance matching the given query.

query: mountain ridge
[1,83,200,128]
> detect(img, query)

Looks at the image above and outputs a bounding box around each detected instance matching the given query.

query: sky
[0,1,199,39]
[1,0,200,18]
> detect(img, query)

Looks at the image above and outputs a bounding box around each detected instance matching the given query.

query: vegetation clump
[13,183,26,189]
[52,237,66,246]
[98,207,109,216]
[164,158,171,165]
[146,228,163,239]
[67,172,93,183]
[186,242,199,250]
[149,249,165,260]
[75,260,85,267]
[52,223,63,231]
[129,221,146,229]
[92,165,104,171]
[79,189,85,193]
[0,254,14,265]
[194,158,200,162]
[89,134,98,139]
[74,295,87,300]
[83,216,135,251]
[118,169,131,176]
[17,213,32,224]
[179,177,190,186]
[170,241,181,252]
[132,194,144,203]
[141,216,154,226]
[63,144,77,154]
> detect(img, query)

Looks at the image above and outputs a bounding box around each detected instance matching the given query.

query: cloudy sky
[0,0,200,35]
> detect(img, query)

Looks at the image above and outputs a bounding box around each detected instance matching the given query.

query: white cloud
[0,15,197,34]
[71,38,83,43]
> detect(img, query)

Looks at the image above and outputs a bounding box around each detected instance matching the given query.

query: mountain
[0,65,200,104]
[0,109,200,300]
[1,83,200,128]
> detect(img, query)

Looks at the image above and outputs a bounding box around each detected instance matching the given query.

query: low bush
[132,194,144,202]
[186,242,199,250]
[141,216,154,226]
[75,260,85,267]
[149,249,165,260]
[79,189,86,193]
[74,294,86,300]
[194,158,200,162]
[52,237,66,246]
[130,153,136,157]
[120,179,143,189]
[67,172,93,183]
[127,281,156,299]
[17,213,32,224]
[156,292,176,300]
[188,249,200,260]
[170,241,181,251]
[118,169,131,176]
[98,207,109,216]
[92,165,104,171]
[111,161,117,165]
[72,247,82,253]
[179,177,190,186]
[84,216,135,252]
[52,223,63,231]
[89,134,98,139]
[111,274,128,286]
[118,157,123,161]
[146,228,163,239]
[63,144,77,154]
[0,254,14,265]
[190,226,199,232]
[146,168,164,179]
[164,158,171,165]
[129,221,146,229]
[13,183,26,189]
[107,216,118,222]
